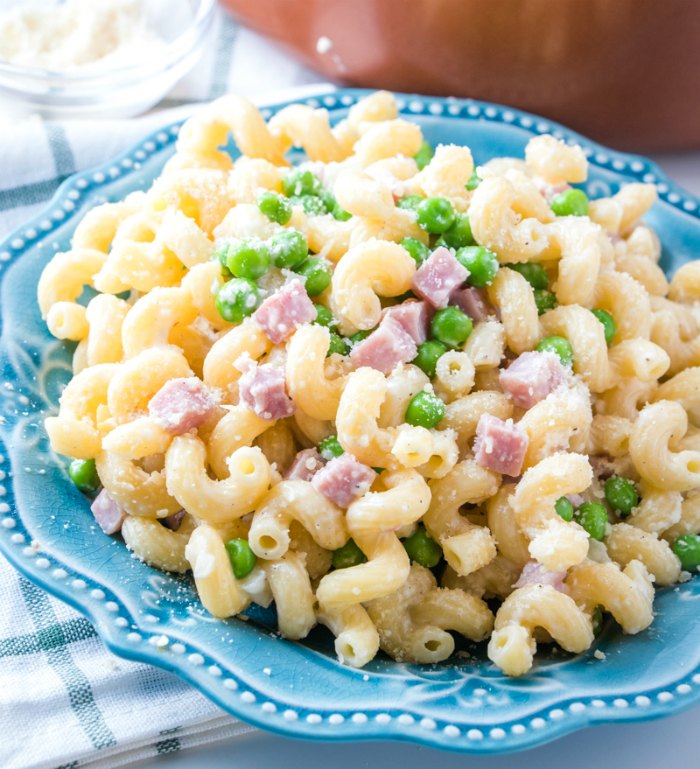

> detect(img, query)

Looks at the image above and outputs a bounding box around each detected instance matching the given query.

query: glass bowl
[0,0,217,118]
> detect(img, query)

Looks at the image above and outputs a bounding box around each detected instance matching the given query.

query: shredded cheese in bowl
[0,0,169,72]
[0,0,215,117]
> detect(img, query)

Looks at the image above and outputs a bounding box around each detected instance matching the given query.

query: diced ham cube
[382,300,431,344]
[499,351,566,409]
[349,315,417,374]
[449,286,495,322]
[90,489,126,535]
[161,509,186,531]
[473,413,529,477]
[536,180,571,202]
[514,561,567,592]
[284,448,325,481]
[239,364,294,421]
[410,247,469,309]
[311,453,377,508]
[148,377,220,435]
[590,455,618,480]
[253,278,316,344]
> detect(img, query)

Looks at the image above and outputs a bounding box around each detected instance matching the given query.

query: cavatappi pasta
[39,92,700,677]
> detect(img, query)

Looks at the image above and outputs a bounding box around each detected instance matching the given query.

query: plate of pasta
[1,88,700,754]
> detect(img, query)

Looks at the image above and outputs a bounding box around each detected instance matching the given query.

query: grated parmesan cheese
[0,0,168,72]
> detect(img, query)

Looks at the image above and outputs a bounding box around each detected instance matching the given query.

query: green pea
[412,340,447,378]
[257,191,292,225]
[554,496,575,522]
[295,257,332,296]
[397,194,424,211]
[592,605,604,636]
[405,391,445,429]
[327,332,350,356]
[319,189,336,212]
[431,306,473,349]
[313,303,335,327]
[536,335,574,367]
[224,237,271,280]
[465,170,481,191]
[400,236,431,265]
[281,169,322,197]
[319,435,344,461]
[671,534,700,571]
[320,190,352,221]
[332,204,352,221]
[225,538,257,579]
[591,308,616,346]
[215,278,261,323]
[576,501,608,541]
[413,140,434,171]
[416,196,455,234]
[289,194,327,216]
[68,458,100,493]
[441,213,475,249]
[349,329,372,345]
[403,524,443,568]
[332,538,367,569]
[507,262,549,290]
[455,245,499,288]
[550,188,589,217]
[268,229,309,269]
[214,242,234,272]
[604,476,639,517]
[534,288,557,316]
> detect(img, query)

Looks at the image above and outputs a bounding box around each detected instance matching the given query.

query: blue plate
[1,89,699,754]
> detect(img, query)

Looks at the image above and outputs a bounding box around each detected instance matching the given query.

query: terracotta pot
[222,0,700,152]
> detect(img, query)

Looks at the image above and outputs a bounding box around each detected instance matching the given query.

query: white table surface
[129,151,700,769]
[131,705,699,769]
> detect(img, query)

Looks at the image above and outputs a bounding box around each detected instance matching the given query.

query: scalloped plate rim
[0,88,699,755]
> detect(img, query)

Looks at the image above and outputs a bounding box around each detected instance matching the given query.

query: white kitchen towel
[0,8,330,769]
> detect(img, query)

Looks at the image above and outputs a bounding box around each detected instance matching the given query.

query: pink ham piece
[590,455,618,480]
[536,180,571,202]
[514,561,567,592]
[161,509,186,532]
[90,490,126,535]
[284,448,325,481]
[239,364,294,421]
[410,247,469,309]
[311,453,377,508]
[499,351,566,409]
[148,377,219,435]
[350,315,417,374]
[382,300,431,345]
[253,278,316,344]
[473,413,529,477]
[449,286,495,322]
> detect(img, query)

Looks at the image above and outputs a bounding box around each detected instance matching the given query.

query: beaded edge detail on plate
[0,91,699,752]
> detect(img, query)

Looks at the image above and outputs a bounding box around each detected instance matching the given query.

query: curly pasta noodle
[248,480,347,560]
[566,559,654,634]
[367,563,493,663]
[423,460,499,576]
[629,401,700,491]
[316,470,430,610]
[510,453,592,572]
[488,584,593,676]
